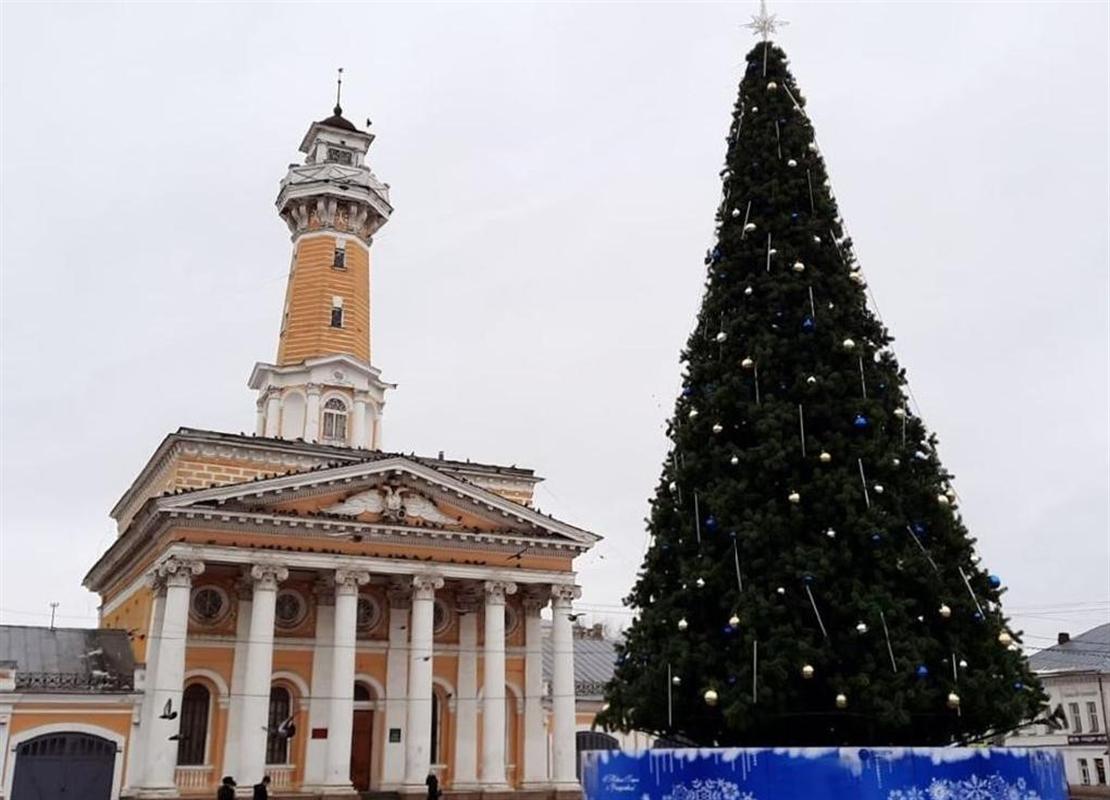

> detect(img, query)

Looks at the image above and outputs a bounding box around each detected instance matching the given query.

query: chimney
[1058,632,1070,645]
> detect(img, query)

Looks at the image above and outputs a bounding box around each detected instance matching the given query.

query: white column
[237,563,288,789]
[380,581,410,790]
[302,580,335,788]
[222,581,253,781]
[305,383,322,443]
[351,392,370,448]
[452,586,481,790]
[480,580,517,791]
[402,574,443,790]
[371,408,383,450]
[127,586,166,792]
[264,390,281,438]
[521,587,549,786]
[255,397,266,436]
[324,568,371,791]
[141,557,205,793]
[550,585,581,789]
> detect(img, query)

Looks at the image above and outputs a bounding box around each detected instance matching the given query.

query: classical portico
[78,94,599,799]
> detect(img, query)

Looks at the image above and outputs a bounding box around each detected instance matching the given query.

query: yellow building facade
[0,99,598,800]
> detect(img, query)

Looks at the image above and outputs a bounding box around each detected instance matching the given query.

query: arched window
[322,398,348,442]
[177,683,211,765]
[430,691,441,764]
[266,686,292,765]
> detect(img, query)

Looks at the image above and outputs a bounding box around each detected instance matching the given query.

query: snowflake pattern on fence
[888,774,1042,800]
[663,779,755,800]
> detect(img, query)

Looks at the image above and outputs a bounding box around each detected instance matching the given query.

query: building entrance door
[351,708,374,790]
[11,732,115,800]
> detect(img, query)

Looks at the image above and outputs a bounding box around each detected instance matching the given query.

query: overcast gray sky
[1,2,1107,652]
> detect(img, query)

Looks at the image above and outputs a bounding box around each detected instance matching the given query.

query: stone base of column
[129,789,180,799]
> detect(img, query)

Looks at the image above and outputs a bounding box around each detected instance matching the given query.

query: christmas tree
[599,26,1045,746]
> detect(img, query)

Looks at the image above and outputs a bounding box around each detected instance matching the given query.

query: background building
[1005,623,1110,796]
[0,100,599,800]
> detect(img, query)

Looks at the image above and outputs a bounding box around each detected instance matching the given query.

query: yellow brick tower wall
[277,233,371,365]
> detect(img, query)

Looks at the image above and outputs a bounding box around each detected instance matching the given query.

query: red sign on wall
[311,728,328,739]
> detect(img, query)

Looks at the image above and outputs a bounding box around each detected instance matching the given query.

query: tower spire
[335,67,344,115]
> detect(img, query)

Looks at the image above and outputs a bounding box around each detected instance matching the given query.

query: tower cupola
[249,80,394,450]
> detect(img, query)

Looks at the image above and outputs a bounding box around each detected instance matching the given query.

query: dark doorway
[11,732,115,800]
[350,682,374,791]
[575,730,618,779]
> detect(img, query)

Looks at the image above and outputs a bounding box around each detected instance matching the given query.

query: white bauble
[742,357,755,369]
[712,423,724,434]
[802,664,815,679]
[696,578,705,588]
[819,451,832,463]
[731,208,741,218]
[825,528,836,539]
[788,491,801,504]
[744,286,754,296]
[855,622,868,634]
[677,618,689,632]
[672,675,682,686]
[998,631,1013,646]
[729,614,741,628]
[947,693,961,709]
[704,689,719,706]
[792,261,806,273]
[787,159,798,168]
[744,222,757,232]
[688,409,699,419]
[835,693,848,709]
[939,604,952,619]
[730,455,739,466]
[842,338,856,350]
[767,81,778,91]
[937,494,950,506]
[873,484,885,494]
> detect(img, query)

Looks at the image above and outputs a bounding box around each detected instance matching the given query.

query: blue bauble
[705,515,719,533]
[871,532,883,544]
[912,522,927,536]
[853,413,870,429]
[722,625,735,636]
[973,611,984,622]
[801,315,815,332]
[791,212,800,221]
[1014,681,1024,691]
[988,574,1002,589]
[915,665,929,679]
[682,387,694,398]
[803,574,815,585]
[728,674,738,685]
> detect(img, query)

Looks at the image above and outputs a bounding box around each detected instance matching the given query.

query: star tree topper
[744,0,788,41]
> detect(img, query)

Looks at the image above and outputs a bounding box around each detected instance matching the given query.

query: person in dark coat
[217,777,236,800]
[253,775,271,800]
[425,772,442,799]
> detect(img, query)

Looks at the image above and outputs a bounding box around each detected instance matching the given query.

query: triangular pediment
[157,456,598,548]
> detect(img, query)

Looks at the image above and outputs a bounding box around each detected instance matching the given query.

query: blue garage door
[11,733,115,800]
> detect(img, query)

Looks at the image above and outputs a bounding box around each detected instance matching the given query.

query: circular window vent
[190,586,228,625]
[357,596,382,632]
[275,590,307,629]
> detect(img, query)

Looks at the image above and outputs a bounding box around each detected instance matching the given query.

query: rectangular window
[333,239,347,269]
[1070,702,1083,733]
[1096,759,1108,786]
[326,147,353,165]
[330,296,344,328]
[1088,701,1100,733]
[1079,758,1091,785]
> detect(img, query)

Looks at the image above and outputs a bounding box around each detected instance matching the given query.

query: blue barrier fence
[581,747,1066,800]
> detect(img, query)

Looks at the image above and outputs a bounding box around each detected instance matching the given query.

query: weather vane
[335,67,344,114]
[744,0,788,41]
